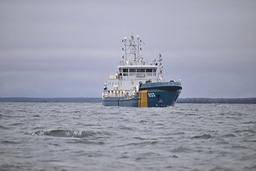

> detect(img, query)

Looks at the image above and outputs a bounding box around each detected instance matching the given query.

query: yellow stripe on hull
[139,90,148,107]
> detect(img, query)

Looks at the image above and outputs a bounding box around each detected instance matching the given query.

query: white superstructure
[103,35,164,98]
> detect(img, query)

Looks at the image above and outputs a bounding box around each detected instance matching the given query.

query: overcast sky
[0,0,256,98]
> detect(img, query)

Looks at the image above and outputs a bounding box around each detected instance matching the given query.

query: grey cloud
[0,0,256,97]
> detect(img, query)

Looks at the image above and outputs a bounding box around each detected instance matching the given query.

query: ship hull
[102,82,182,107]
[139,89,181,107]
[102,96,139,107]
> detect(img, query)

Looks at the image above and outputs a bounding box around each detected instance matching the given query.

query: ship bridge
[117,65,158,78]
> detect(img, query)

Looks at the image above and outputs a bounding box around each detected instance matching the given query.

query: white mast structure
[158,53,164,81]
[120,35,144,65]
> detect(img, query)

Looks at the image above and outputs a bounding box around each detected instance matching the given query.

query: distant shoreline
[0,97,256,104]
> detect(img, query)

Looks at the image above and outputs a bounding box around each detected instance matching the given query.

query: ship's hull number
[148,93,156,97]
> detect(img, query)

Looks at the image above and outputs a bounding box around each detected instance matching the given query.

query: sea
[0,102,255,171]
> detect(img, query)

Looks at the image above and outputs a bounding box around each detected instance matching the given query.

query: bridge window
[123,68,128,76]
[146,69,152,76]
[137,69,145,72]
[129,69,136,76]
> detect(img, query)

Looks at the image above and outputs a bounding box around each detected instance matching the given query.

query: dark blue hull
[146,89,181,107]
[102,82,182,107]
[102,96,139,107]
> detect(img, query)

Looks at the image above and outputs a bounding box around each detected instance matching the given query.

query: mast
[158,53,164,81]
[121,35,144,65]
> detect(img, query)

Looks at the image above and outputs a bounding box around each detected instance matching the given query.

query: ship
[102,35,182,107]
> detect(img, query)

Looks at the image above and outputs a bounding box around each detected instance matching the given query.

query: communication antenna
[158,53,164,81]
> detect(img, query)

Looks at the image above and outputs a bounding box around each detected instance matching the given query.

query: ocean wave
[192,134,212,139]
[242,121,256,124]
[0,140,21,144]
[222,134,236,137]
[0,125,9,129]
[28,129,99,138]
[244,165,256,171]
[171,146,191,153]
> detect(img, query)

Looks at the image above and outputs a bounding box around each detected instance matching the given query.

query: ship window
[129,69,136,76]
[136,69,145,78]
[137,69,145,72]
[123,68,128,76]
[146,69,153,76]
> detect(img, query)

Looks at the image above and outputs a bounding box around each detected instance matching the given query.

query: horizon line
[1,97,256,99]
